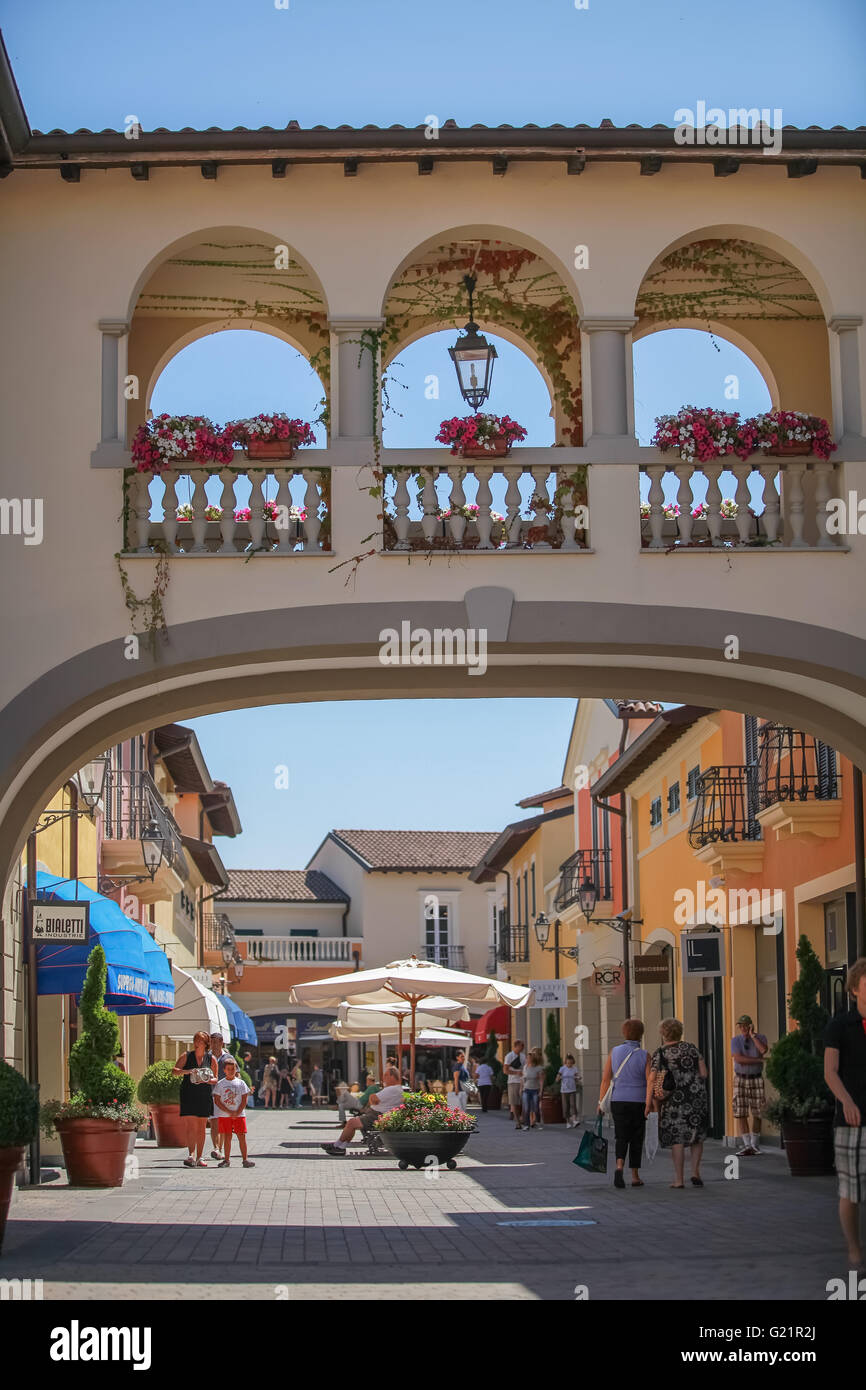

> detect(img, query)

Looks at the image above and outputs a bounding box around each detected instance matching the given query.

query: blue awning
[221,993,256,1045]
[35,874,173,1014]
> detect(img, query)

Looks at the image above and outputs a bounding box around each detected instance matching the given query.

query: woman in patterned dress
[646,1017,709,1189]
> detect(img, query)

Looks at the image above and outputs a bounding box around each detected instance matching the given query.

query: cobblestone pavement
[0,1108,849,1300]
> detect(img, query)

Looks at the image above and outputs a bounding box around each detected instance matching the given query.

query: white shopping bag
[447,1091,466,1111]
[644,1110,659,1163]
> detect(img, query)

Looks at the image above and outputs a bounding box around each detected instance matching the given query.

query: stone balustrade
[243,935,358,965]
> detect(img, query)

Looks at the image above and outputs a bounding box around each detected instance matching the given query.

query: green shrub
[68,945,137,1108]
[765,934,833,1122]
[544,1011,562,1091]
[484,1031,507,1090]
[137,1060,182,1106]
[0,1059,39,1148]
[229,1039,253,1089]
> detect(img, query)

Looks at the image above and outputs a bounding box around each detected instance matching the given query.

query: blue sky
[5,1,860,869]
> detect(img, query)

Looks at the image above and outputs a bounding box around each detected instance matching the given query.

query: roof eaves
[591,705,716,800]
[0,31,30,166]
[469,805,573,883]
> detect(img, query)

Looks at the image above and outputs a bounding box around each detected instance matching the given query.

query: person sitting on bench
[322,1067,405,1156]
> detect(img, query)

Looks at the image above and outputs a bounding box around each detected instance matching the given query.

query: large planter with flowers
[750,411,836,460]
[376,1092,476,1170]
[0,1060,39,1253]
[40,944,145,1188]
[436,413,527,459]
[651,407,836,464]
[137,1062,186,1148]
[131,415,234,474]
[226,414,316,462]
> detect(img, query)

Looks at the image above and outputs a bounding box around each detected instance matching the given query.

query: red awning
[472,1005,510,1045]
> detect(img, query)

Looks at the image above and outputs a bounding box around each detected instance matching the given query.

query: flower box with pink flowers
[436,413,527,458]
[131,415,234,475]
[226,414,317,461]
[651,406,836,463]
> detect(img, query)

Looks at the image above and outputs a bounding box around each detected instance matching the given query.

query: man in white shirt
[504,1040,527,1130]
[321,1067,405,1156]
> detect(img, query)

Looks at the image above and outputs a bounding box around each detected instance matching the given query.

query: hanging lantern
[448,274,497,411]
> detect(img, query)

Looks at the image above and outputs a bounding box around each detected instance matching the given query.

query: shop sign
[185,967,213,989]
[589,958,625,996]
[681,932,726,978]
[31,902,89,941]
[529,979,568,1008]
[633,954,671,985]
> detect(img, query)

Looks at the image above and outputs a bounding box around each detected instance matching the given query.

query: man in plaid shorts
[731,1014,768,1155]
[824,958,866,1274]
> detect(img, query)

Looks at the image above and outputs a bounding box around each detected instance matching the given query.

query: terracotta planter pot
[487,1086,502,1111]
[149,1103,188,1149]
[380,1128,474,1170]
[541,1094,565,1125]
[459,434,508,459]
[0,1146,25,1254]
[246,438,295,461]
[766,441,811,456]
[781,1116,835,1176]
[56,1119,136,1188]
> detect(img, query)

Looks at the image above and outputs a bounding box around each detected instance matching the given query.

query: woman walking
[173,1029,218,1167]
[521,1048,545,1130]
[278,1062,293,1109]
[451,1051,470,1110]
[262,1055,280,1108]
[647,1018,709,1189]
[598,1020,651,1188]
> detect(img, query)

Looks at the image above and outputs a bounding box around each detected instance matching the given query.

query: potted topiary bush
[0,1060,39,1253]
[765,934,835,1175]
[40,944,144,1187]
[542,1011,565,1124]
[137,1060,184,1148]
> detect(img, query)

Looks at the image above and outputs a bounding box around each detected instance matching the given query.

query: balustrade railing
[688,766,761,849]
[127,465,330,555]
[243,935,357,964]
[497,926,530,963]
[382,463,588,551]
[103,767,186,872]
[756,724,839,807]
[555,848,613,911]
[640,457,840,550]
[424,943,466,969]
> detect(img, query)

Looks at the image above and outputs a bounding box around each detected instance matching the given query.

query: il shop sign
[31,902,89,941]
[529,979,568,1009]
[589,958,624,997]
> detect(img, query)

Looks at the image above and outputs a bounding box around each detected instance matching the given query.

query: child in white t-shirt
[213,1059,254,1167]
[558,1055,583,1128]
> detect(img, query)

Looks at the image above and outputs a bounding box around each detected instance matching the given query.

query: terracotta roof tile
[220,869,347,903]
[330,829,500,871]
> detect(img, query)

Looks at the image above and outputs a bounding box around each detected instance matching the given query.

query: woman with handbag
[598,1019,651,1188]
[173,1029,218,1167]
[646,1017,709,1189]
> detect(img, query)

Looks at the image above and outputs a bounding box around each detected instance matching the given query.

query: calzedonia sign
[31,902,89,942]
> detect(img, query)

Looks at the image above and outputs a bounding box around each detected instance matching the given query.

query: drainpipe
[855,767,866,957]
[592,715,632,1018]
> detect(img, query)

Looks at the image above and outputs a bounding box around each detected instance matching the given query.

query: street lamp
[533,912,579,961]
[77,754,110,813]
[573,878,643,1018]
[232,952,245,980]
[533,911,551,947]
[139,818,167,881]
[577,876,599,922]
[448,274,497,412]
[220,936,235,966]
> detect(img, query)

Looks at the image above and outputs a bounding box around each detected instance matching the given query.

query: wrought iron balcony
[102,767,187,876]
[202,912,235,955]
[555,848,613,911]
[756,723,839,808]
[424,943,466,969]
[688,766,761,849]
[497,926,529,964]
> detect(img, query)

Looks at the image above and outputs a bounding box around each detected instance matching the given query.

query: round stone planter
[246,438,295,461]
[380,1128,474,1170]
[56,1119,137,1188]
[0,1145,25,1254]
[148,1103,188,1149]
[781,1116,835,1176]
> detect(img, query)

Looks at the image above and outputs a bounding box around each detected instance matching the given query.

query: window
[530,863,536,917]
[425,901,449,963]
[687,765,701,801]
[667,782,681,816]
[816,742,838,799]
[650,797,662,829]
[523,870,529,924]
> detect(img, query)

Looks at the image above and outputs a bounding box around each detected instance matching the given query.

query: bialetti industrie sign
[31,902,90,942]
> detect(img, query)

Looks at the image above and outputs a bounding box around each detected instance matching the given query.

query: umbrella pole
[410,998,417,1091]
[398,1016,403,1080]
[377,1033,383,1082]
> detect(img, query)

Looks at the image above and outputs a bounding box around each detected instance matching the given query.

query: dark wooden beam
[130,162,149,181]
[787,158,818,178]
[59,164,80,182]
[344,158,358,176]
[271,159,289,178]
[417,156,434,175]
[639,156,662,176]
[200,161,218,179]
[566,154,586,175]
[492,154,508,176]
[713,157,740,177]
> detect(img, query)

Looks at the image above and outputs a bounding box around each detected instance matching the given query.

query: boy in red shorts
[213,1057,255,1167]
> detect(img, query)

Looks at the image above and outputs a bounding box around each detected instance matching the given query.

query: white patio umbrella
[289,956,533,1086]
[337,997,471,1079]
[154,963,232,1042]
[328,1021,471,1078]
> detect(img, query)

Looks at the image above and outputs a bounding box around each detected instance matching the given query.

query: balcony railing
[756,723,839,808]
[497,926,529,964]
[243,935,358,965]
[688,766,761,849]
[203,912,235,954]
[424,944,466,969]
[555,848,613,911]
[103,766,186,873]
[128,465,330,556]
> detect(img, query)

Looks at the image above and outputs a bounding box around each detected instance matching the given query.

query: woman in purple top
[598,1019,652,1188]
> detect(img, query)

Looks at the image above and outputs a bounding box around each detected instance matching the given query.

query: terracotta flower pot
[487,1087,502,1111]
[766,441,811,456]
[148,1103,188,1149]
[0,1145,25,1254]
[459,434,508,459]
[56,1118,136,1188]
[541,1094,565,1125]
[526,524,550,546]
[780,1116,835,1176]
[246,438,295,461]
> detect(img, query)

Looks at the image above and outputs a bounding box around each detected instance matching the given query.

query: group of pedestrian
[173,1029,255,1169]
[254,1055,325,1108]
[500,1040,582,1129]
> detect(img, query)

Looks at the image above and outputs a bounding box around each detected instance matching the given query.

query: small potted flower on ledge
[749,411,837,459]
[436,413,527,458]
[651,406,755,462]
[226,414,317,461]
[131,415,234,474]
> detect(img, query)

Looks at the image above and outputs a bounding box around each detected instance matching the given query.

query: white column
[646,464,665,550]
[786,462,808,549]
[392,470,411,549]
[580,316,638,452]
[475,465,493,549]
[328,317,385,439]
[829,315,864,444]
[673,462,694,545]
[98,319,129,445]
[758,461,781,543]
